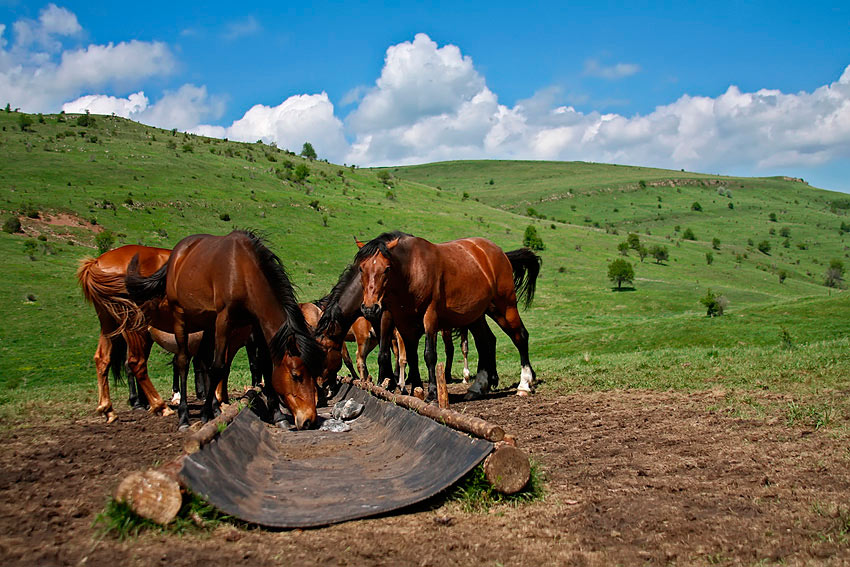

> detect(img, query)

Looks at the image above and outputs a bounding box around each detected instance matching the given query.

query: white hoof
[516,389,529,397]
[170,392,181,406]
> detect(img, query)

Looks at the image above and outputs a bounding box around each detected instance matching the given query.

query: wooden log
[341,376,505,442]
[483,444,531,495]
[436,362,449,409]
[115,396,247,525]
[183,401,244,454]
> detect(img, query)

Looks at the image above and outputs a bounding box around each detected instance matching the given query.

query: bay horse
[126,230,324,430]
[355,231,540,401]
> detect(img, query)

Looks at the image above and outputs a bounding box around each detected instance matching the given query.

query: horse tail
[505,247,542,308]
[109,334,128,386]
[125,254,168,305]
[76,257,147,337]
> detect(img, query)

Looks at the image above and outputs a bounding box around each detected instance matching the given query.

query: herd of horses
[76,230,541,431]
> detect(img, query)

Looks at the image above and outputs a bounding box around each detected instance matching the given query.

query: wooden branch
[183,401,245,454]
[341,376,505,442]
[436,362,449,409]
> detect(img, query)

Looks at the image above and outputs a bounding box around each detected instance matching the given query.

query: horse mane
[239,230,325,376]
[77,256,147,337]
[315,231,412,335]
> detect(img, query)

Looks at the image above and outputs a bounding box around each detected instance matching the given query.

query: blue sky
[2,1,850,191]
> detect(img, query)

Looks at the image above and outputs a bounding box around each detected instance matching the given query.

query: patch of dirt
[14,211,102,245]
[1,388,849,566]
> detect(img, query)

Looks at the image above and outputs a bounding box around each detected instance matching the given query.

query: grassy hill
[1,110,848,424]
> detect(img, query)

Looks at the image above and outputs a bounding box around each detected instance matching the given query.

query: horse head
[356,237,398,322]
[270,325,325,430]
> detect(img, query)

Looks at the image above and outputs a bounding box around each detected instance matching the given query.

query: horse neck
[244,286,289,345]
[323,274,363,344]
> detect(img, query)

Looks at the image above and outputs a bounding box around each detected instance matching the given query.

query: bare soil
[1,387,849,566]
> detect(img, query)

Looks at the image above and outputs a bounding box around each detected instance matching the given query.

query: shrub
[712,237,721,250]
[638,245,648,262]
[182,143,193,153]
[769,212,777,222]
[682,227,696,240]
[617,241,630,256]
[95,230,115,254]
[166,140,177,150]
[779,226,791,238]
[728,202,734,210]
[778,269,788,284]
[825,259,845,288]
[650,244,669,264]
[626,233,641,250]
[23,240,38,260]
[2,216,22,234]
[219,212,231,222]
[19,203,39,219]
[607,259,635,290]
[691,202,702,212]
[76,111,95,127]
[18,114,33,132]
[293,163,310,183]
[705,252,714,265]
[700,288,728,317]
[757,240,771,254]
[523,225,545,251]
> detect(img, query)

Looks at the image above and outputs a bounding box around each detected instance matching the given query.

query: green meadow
[1,110,848,426]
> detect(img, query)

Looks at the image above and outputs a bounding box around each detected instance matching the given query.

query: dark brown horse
[126,231,324,430]
[355,231,540,401]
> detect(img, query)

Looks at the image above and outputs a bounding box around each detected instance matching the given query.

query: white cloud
[62,91,149,116]
[0,4,175,112]
[584,58,641,79]
[192,92,348,161]
[223,16,260,40]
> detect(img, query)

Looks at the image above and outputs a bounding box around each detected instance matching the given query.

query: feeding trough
[115,380,530,528]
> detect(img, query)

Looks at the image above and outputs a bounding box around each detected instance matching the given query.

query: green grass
[450,460,545,513]
[1,111,849,425]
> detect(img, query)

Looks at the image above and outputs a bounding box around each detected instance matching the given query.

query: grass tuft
[450,459,545,513]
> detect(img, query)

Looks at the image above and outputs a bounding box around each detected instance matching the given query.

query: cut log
[115,396,247,525]
[341,376,505,442]
[436,362,449,409]
[483,444,531,495]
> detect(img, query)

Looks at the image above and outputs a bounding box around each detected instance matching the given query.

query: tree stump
[483,444,531,494]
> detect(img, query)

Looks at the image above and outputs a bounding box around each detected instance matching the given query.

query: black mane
[240,230,325,377]
[315,231,411,335]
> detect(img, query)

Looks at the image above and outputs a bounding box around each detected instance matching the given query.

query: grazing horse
[126,230,324,431]
[355,231,540,401]
[77,246,177,421]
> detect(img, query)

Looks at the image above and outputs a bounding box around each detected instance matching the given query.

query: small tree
[778,269,788,284]
[691,202,703,212]
[705,251,714,265]
[769,212,777,222]
[523,225,545,251]
[779,226,791,238]
[2,216,22,234]
[300,142,317,160]
[682,227,696,240]
[617,241,630,256]
[23,240,38,260]
[626,233,641,250]
[757,240,771,255]
[712,237,721,250]
[650,244,669,264]
[95,230,115,254]
[607,259,635,290]
[825,259,845,288]
[293,163,310,183]
[638,245,648,262]
[700,288,728,317]
[376,170,392,186]
[18,114,33,132]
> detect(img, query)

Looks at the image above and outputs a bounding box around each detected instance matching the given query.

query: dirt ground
[1,386,849,566]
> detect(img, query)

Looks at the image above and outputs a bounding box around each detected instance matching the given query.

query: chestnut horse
[355,231,540,401]
[126,230,324,430]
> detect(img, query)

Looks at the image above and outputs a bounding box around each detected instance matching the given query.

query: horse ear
[354,236,365,249]
[386,238,399,250]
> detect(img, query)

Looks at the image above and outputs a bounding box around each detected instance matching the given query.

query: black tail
[109,334,127,386]
[125,253,168,305]
[505,248,541,308]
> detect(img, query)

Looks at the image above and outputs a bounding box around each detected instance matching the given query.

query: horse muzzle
[360,303,382,321]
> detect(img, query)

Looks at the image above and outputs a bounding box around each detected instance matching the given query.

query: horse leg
[246,334,263,388]
[393,329,407,392]
[128,369,149,411]
[93,333,117,423]
[124,331,174,416]
[356,337,370,383]
[488,304,536,396]
[464,317,498,400]
[203,310,232,423]
[401,330,423,395]
[461,329,471,384]
[376,311,397,390]
[340,342,358,380]
[442,329,454,383]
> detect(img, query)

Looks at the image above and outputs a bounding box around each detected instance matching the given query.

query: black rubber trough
[178,383,493,528]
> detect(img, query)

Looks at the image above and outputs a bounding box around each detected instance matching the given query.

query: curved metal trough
[178,384,494,528]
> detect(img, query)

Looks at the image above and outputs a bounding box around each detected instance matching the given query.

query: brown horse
[77,246,177,421]
[126,230,324,430]
[355,231,540,401]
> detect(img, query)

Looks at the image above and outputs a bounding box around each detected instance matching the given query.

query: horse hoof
[177,423,190,432]
[463,390,483,401]
[169,392,181,406]
[516,390,530,397]
[106,413,118,424]
[160,407,176,417]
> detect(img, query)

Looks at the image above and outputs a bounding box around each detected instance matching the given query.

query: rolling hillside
[1,111,848,420]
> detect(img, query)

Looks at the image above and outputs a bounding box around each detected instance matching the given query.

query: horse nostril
[301,419,313,430]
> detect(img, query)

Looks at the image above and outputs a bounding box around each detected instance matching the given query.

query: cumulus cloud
[223,16,261,40]
[343,34,850,177]
[63,84,225,130]
[583,58,641,79]
[0,6,174,112]
[192,93,348,162]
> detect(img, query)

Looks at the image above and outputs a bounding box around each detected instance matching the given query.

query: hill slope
[1,112,848,420]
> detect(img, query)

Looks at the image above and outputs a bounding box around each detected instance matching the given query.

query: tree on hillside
[825,259,845,288]
[18,114,33,132]
[523,225,545,251]
[712,237,721,250]
[617,241,630,256]
[691,202,703,212]
[700,289,728,317]
[638,245,648,262]
[650,244,669,264]
[757,240,771,255]
[293,163,310,183]
[626,233,641,250]
[682,227,696,240]
[608,259,635,290]
[300,142,317,160]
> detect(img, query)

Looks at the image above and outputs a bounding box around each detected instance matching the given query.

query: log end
[483,445,531,495]
[114,469,183,525]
